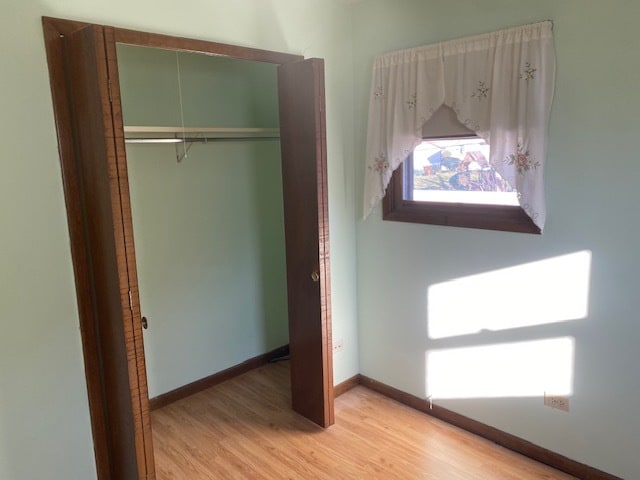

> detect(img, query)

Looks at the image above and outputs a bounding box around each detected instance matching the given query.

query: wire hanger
[175,51,188,163]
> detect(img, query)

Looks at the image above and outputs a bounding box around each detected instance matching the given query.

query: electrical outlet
[333,339,344,353]
[544,393,570,412]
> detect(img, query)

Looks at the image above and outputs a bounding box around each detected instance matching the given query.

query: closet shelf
[124,126,280,144]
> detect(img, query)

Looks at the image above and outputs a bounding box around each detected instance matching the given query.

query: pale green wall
[119,46,288,397]
[353,1,640,478]
[0,1,358,479]
[5,0,636,479]
[127,143,288,398]
[117,45,280,127]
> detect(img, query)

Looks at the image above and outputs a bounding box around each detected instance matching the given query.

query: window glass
[404,138,518,206]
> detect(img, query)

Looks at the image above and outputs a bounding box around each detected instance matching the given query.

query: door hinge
[128,290,133,311]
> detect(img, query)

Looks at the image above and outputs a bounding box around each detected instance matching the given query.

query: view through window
[404,137,519,206]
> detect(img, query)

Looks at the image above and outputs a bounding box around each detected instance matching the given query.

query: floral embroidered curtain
[363,21,556,230]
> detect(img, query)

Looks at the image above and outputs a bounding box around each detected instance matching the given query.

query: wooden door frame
[42,17,334,480]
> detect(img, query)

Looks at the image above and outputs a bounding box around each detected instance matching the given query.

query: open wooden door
[61,23,154,479]
[278,59,335,427]
[45,17,333,480]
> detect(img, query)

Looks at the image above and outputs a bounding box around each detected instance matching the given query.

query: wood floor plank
[152,362,576,479]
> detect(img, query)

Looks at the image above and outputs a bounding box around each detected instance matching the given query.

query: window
[382,162,540,233]
[363,21,555,234]
[384,149,540,233]
[384,158,540,233]
[404,137,518,206]
[382,106,540,234]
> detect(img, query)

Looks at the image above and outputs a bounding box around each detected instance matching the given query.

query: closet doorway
[43,17,334,480]
[118,43,290,413]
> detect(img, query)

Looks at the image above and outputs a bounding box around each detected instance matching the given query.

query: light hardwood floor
[151,361,576,479]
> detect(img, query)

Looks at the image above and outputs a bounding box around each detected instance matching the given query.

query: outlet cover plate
[544,393,570,412]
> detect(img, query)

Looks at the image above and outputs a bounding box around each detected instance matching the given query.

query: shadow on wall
[424,251,591,400]
[247,140,289,349]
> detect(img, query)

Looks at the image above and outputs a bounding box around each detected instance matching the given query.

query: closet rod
[125,136,280,144]
[123,127,280,144]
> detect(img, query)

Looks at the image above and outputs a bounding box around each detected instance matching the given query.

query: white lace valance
[363,21,556,230]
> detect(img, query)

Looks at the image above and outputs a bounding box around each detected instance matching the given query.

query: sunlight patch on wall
[426,337,574,399]
[428,251,592,339]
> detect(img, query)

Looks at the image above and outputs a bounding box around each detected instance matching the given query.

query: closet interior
[117,44,290,400]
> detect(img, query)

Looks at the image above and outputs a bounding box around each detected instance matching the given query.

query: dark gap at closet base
[149,344,290,411]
